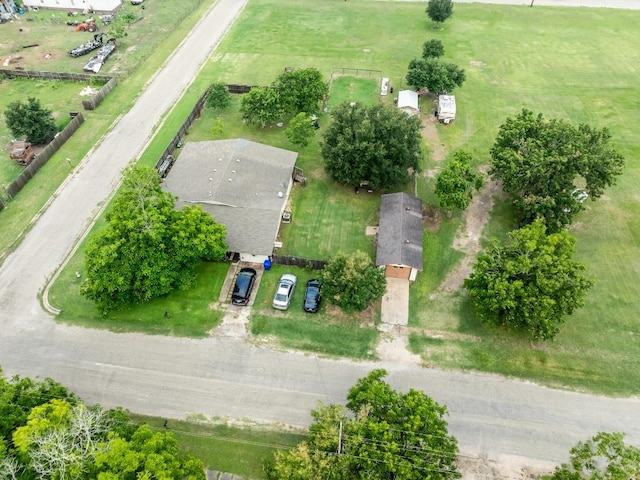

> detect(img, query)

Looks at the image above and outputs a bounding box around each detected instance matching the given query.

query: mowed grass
[132,414,305,479]
[49,214,229,337]
[250,264,379,359]
[0,0,214,260]
[326,76,380,109]
[201,0,640,394]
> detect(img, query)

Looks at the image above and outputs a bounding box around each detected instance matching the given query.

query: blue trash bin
[263,258,272,271]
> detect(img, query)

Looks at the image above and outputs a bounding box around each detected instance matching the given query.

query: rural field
[16,0,640,399]
[3,0,640,477]
[201,0,640,395]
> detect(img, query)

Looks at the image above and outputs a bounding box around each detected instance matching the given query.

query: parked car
[272,274,297,310]
[231,268,257,306]
[304,279,321,313]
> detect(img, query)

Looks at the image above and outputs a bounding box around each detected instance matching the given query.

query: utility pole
[337,421,343,454]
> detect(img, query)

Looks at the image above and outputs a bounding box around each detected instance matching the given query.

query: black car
[304,279,321,313]
[231,268,257,306]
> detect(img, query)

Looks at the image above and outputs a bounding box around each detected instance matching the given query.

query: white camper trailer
[437,94,456,124]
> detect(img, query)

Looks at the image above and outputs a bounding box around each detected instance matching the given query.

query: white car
[272,274,297,310]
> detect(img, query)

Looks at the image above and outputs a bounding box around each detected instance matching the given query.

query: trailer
[436,94,456,124]
[83,38,116,73]
[69,33,105,58]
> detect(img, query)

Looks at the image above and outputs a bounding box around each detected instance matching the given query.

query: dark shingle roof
[375,193,423,270]
[162,139,297,256]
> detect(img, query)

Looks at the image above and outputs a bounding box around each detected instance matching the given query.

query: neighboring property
[21,0,121,12]
[162,139,298,264]
[397,90,419,116]
[375,192,423,281]
[437,94,456,124]
[0,0,16,16]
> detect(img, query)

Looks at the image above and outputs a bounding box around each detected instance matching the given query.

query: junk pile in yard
[9,140,35,166]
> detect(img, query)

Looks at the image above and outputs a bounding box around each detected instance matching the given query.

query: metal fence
[331,67,383,78]
[5,113,85,200]
[271,254,326,270]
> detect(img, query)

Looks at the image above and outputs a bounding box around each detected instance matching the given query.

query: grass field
[42,0,640,395]
[0,0,214,259]
[250,264,379,359]
[132,414,305,478]
[202,0,640,395]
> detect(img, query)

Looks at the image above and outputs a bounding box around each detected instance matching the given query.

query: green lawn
[250,264,379,359]
[326,76,380,109]
[42,0,640,394]
[205,0,640,394]
[0,0,215,261]
[132,414,305,479]
[50,246,228,337]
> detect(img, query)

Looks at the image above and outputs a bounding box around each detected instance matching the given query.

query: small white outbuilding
[437,94,456,124]
[22,0,122,12]
[397,90,419,116]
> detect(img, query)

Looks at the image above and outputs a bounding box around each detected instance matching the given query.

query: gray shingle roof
[162,139,297,256]
[375,193,423,270]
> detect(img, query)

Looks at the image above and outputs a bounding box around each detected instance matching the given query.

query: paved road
[1,0,639,471]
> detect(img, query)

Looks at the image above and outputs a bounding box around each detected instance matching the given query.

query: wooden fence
[82,76,117,110]
[0,69,112,83]
[4,113,85,200]
[154,85,211,176]
[271,254,326,270]
[0,69,115,111]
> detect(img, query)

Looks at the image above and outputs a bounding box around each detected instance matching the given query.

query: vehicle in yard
[304,279,321,313]
[272,274,297,310]
[231,268,257,306]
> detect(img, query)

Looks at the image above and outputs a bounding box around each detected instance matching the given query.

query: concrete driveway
[380,277,410,325]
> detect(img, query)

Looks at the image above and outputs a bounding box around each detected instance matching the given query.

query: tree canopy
[426,0,453,24]
[464,219,593,341]
[489,109,625,232]
[320,251,386,312]
[81,165,227,313]
[206,82,231,110]
[265,369,460,480]
[322,102,422,189]
[422,39,445,59]
[240,87,285,128]
[285,112,315,147]
[406,58,465,94]
[548,432,640,480]
[435,150,483,213]
[4,97,57,145]
[275,68,329,116]
[0,371,204,480]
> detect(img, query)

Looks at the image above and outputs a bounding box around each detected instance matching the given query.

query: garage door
[385,265,411,279]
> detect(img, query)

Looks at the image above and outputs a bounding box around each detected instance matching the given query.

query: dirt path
[432,172,504,297]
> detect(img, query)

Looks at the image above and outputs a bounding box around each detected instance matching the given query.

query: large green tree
[548,432,640,480]
[94,424,205,480]
[489,109,625,232]
[240,87,285,128]
[4,97,57,144]
[426,0,453,25]
[320,251,386,313]
[422,39,445,59]
[265,369,460,480]
[406,58,465,94]
[206,82,231,110]
[285,112,315,148]
[0,372,75,446]
[275,68,329,116]
[322,102,422,189]
[435,150,483,214]
[81,166,227,313]
[464,220,593,341]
